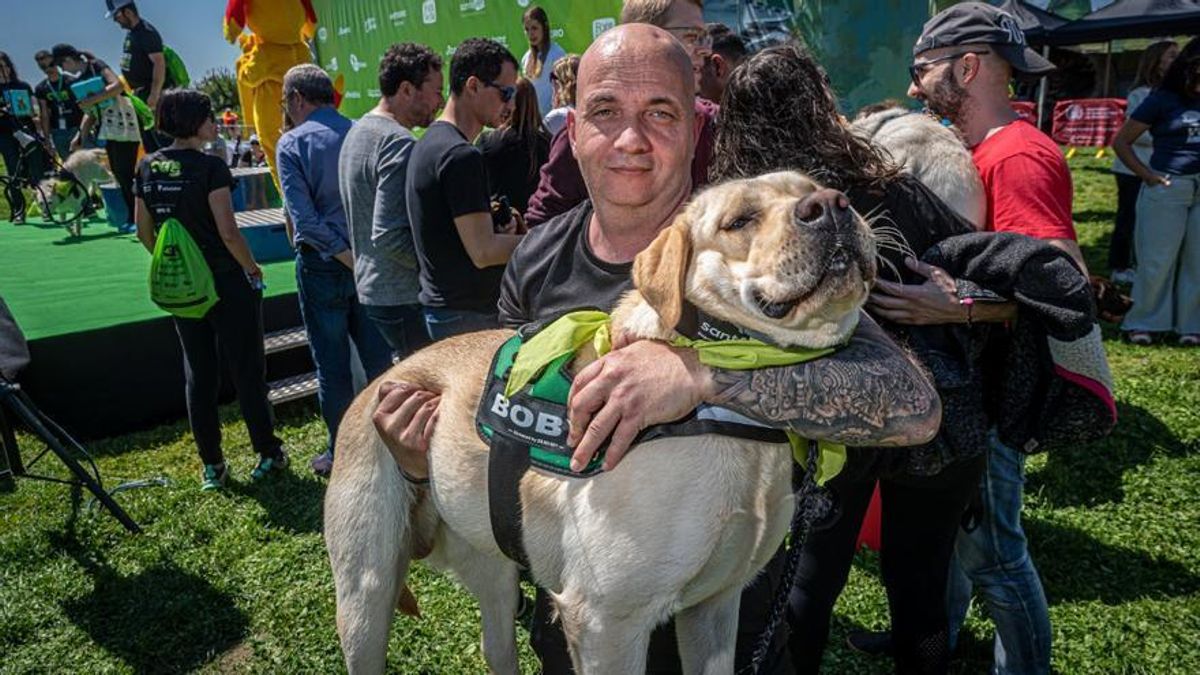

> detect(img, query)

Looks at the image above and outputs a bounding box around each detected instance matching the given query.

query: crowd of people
[3,0,1193,671]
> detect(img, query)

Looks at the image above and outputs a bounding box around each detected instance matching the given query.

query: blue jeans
[364,303,430,358]
[296,249,394,454]
[947,432,1051,675]
[422,306,498,342]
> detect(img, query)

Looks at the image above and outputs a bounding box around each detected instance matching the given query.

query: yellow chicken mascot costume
[223,0,317,184]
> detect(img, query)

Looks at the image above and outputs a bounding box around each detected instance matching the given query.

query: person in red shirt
[860,5,1090,675]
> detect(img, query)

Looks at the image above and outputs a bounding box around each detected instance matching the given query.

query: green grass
[2,155,1198,674]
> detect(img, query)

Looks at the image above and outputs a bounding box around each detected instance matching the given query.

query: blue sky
[4,0,242,85]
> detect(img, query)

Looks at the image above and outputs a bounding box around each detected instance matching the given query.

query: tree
[195,68,240,115]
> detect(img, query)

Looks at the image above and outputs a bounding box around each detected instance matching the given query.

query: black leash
[739,440,821,675]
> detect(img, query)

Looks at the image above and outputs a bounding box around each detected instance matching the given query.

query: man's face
[907,48,971,124]
[113,8,134,29]
[412,68,445,127]
[476,60,517,128]
[658,2,710,93]
[570,52,696,211]
[38,60,58,80]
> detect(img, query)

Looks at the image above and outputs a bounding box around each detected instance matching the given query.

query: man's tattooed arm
[706,312,941,446]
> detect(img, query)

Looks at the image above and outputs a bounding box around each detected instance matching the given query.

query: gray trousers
[1122,173,1200,335]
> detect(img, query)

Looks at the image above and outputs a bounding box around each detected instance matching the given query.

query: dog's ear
[632,219,692,330]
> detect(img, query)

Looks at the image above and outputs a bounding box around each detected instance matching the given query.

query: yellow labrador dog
[324,171,877,674]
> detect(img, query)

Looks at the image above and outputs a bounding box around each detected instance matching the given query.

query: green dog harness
[476,309,849,568]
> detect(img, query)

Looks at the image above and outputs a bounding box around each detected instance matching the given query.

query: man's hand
[372,381,441,481]
[567,340,713,472]
[868,257,966,325]
[147,93,159,111]
[1142,173,1170,188]
[333,249,355,270]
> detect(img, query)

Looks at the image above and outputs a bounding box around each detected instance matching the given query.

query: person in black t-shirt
[133,89,285,490]
[376,25,941,674]
[406,38,524,341]
[1,51,48,223]
[108,0,169,151]
[54,43,141,230]
[33,50,83,159]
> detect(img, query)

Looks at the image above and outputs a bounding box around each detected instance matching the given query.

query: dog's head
[631,171,876,348]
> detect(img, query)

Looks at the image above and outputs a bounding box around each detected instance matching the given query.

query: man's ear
[712,53,729,79]
[567,107,577,153]
[632,219,692,330]
[960,52,983,86]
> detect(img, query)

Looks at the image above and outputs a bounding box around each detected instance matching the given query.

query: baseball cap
[105,0,135,19]
[913,2,1055,76]
[249,134,260,144]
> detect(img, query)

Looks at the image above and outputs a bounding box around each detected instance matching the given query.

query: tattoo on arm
[707,315,941,446]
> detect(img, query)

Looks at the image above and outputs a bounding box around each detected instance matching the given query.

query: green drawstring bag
[149,216,218,319]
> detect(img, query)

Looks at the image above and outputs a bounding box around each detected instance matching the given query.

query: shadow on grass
[1029,518,1200,605]
[51,488,249,673]
[229,466,326,535]
[1028,403,1188,509]
[51,230,125,245]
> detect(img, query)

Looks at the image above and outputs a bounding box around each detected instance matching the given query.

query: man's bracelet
[959,296,975,327]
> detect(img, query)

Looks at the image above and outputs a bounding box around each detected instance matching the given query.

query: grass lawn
[1,155,1198,673]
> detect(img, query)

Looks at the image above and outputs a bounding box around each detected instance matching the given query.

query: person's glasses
[908,50,990,88]
[483,80,516,103]
[663,26,713,50]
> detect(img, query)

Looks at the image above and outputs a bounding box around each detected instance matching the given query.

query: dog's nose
[794,189,851,232]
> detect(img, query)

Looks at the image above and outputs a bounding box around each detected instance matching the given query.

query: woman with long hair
[134,89,285,489]
[1114,37,1200,346]
[477,77,550,213]
[520,5,566,116]
[1,51,45,222]
[712,42,989,674]
[1109,40,1179,283]
[52,43,142,232]
[542,54,579,136]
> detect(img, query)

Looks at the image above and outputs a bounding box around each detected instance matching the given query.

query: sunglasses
[663,25,714,50]
[482,80,516,103]
[908,50,990,88]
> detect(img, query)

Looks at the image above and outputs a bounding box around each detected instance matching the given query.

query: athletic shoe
[1180,334,1200,347]
[1109,268,1136,285]
[250,451,290,482]
[200,463,228,491]
[1124,331,1154,346]
[117,223,136,234]
[845,630,893,657]
[310,450,334,478]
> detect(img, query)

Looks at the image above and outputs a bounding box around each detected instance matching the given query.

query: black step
[264,326,308,355]
[267,372,319,405]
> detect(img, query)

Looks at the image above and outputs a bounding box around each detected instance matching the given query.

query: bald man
[373,24,940,673]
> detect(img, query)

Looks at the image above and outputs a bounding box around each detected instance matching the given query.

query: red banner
[1012,101,1037,125]
[1051,98,1126,147]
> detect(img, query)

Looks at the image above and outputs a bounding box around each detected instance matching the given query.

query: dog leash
[739,439,821,675]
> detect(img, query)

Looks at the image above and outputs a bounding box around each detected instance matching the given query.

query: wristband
[959,296,975,327]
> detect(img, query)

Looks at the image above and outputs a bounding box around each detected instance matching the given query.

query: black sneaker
[846,630,893,657]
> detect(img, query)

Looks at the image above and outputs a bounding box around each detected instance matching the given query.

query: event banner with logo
[1051,98,1126,147]
[311,0,622,118]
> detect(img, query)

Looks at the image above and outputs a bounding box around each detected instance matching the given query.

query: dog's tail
[324,396,425,674]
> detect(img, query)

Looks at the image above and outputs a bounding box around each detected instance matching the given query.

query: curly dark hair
[449,38,518,96]
[1159,36,1200,99]
[379,43,442,97]
[709,42,898,191]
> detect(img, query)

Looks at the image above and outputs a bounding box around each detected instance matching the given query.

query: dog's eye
[722,215,755,231]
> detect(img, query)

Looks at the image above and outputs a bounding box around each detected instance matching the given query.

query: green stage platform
[0,214,298,341]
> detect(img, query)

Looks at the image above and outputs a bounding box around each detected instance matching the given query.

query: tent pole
[1104,41,1113,97]
[1037,45,1050,129]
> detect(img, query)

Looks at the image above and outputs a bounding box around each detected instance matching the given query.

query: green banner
[311,0,622,119]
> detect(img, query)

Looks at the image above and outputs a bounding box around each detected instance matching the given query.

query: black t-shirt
[135,148,239,273]
[34,74,83,130]
[1,81,38,136]
[498,200,629,327]
[477,128,550,213]
[122,19,165,100]
[406,120,502,311]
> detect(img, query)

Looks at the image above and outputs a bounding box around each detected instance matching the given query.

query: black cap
[914,2,1055,76]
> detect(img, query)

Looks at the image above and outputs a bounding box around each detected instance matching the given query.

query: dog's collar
[675,300,779,346]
